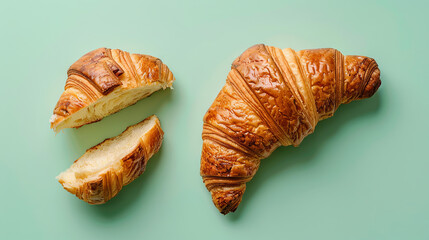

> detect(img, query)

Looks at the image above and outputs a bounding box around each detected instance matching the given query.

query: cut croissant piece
[57,115,163,204]
[50,48,175,132]
[201,44,381,214]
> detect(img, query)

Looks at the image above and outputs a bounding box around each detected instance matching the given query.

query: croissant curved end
[360,64,381,99]
[210,184,246,215]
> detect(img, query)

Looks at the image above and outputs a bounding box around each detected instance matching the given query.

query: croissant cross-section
[50,48,175,132]
[57,115,163,204]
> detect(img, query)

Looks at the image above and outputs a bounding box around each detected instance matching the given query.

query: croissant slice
[50,48,175,132]
[201,44,381,214]
[57,115,163,204]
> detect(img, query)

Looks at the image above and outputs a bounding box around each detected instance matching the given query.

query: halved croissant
[201,44,381,214]
[50,48,175,132]
[57,115,163,204]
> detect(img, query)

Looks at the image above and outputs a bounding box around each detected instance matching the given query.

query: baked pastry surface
[200,44,381,214]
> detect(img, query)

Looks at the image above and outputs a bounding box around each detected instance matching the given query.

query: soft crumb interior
[57,117,156,189]
[53,83,165,132]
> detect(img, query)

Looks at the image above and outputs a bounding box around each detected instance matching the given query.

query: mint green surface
[1,0,428,239]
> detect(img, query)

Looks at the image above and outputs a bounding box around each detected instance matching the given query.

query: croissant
[50,48,175,132]
[200,44,381,214]
[57,115,163,204]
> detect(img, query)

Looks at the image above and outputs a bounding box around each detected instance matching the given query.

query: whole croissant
[200,44,381,214]
[50,48,174,132]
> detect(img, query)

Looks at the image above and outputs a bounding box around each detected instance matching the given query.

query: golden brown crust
[51,48,174,129]
[232,45,313,146]
[296,48,341,119]
[58,116,164,204]
[343,55,380,103]
[68,48,124,95]
[201,44,381,214]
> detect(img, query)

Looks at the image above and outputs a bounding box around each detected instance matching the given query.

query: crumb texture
[57,115,164,204]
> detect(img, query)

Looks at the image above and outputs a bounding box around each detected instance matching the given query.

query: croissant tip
[220,205,239,215]
[210,185,246,215]
[360,64,381,99]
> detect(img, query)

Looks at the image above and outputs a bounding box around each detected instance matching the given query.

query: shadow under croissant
[64,87,173,157]
[225,92,382,221]
[59,89,172,157]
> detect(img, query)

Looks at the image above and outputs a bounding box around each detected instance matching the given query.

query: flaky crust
[58,115,164,204]
[50,48,175,130]
[201,44,381,214]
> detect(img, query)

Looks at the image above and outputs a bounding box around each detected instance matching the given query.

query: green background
[1,0,428,239]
